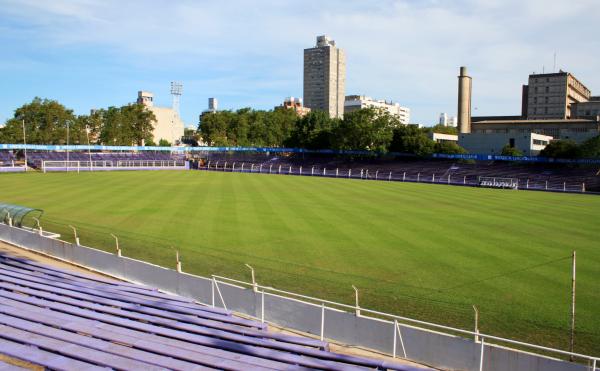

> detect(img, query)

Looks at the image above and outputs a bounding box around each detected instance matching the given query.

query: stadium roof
[0,250,419,370]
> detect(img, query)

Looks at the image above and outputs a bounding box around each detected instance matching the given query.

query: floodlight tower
[170,81,183,116]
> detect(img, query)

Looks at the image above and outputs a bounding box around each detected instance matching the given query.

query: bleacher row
[203,153,600,192]
[0,151,16,165]
[0,251,417,371]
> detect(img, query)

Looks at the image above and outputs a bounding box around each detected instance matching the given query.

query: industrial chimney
[457,66,472,134]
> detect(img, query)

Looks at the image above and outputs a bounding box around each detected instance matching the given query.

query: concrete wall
[459,133,551,156]
[0,222,593,371]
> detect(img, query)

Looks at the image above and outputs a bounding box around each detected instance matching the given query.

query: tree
[539,140,579,158]
[1,97,76,144]
[158,139,171,147]
[435,141,467,154]
[427,124,458,135]
[578,135,600,158]
[500,144,524,157]
[333,108,394,152]
[389,125,435,156]
[286,110,338,149]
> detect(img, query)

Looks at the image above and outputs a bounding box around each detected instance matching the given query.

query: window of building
[545,86,550,93]
[534,97,538,104]
[545,97,549,104]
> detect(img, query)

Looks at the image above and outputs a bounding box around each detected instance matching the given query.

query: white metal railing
[211,274,599,369]
[42,160,185,172]
[201,163,590,194]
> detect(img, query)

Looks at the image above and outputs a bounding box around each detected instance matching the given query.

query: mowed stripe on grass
[1,170,599,355]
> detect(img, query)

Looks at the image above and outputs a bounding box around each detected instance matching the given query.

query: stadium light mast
[170,81,183,147]
[170,81,183,116]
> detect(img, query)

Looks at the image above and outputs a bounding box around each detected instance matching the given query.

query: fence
[0,221,597,371]
[41,160,187,172]
[200,161,590,194]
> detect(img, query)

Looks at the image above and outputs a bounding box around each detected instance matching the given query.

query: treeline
[539,137,600,159]
[0,97,157,146]
[200,108,465,155]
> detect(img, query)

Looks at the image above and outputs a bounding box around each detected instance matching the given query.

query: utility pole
[22,119,27,172]
[569,250,576,360]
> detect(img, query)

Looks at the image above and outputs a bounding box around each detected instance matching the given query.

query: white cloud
[0,0,598,124]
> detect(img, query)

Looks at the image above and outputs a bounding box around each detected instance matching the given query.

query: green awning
[0,203,44,228]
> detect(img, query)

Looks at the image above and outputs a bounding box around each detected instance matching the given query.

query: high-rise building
[524,71,591,120]
[344,95,410,125]
[439,113,458,127]
[303,35,346,119]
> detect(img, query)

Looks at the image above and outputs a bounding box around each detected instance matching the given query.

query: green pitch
[1,171,599,355]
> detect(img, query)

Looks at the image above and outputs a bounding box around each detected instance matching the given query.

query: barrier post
[241,163,244,172]
[251,164,254,172]
[323,167,326,176]
[232,162,236,171]
[526,179,529,189]
[582,183,585,193]
[479,338,485,371]
[352,285,360,316]
[348,169,351,178]
[261,289,265,323]
[110,233,121,257]
[33,217,42,236]
[69,225,80,246]
[289,166,292,174]
[473,305,479,342]
[388,172,392,181]
[448,175,451,184]
[260,164,263,173]
[224,162,227,170]
[311,166,314,176]
[360,169,364,179]
[269,164,272,174]
[208,161,211,169]
[403,172,406,181]
[375,170,378,180]
[278,165,281,174]
[545,180,548,190]
[464,176,466,185]
[432,173,435,182]
[245,264,257,292]
[393,319,397,358]
[299,166,302,175]
[563,182,566,192]
[336,168,339,177]
[417,173,420,182]
[320,302,325,341]
[176,250,182,273]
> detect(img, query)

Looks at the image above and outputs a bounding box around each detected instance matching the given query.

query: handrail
[212,274,599,362]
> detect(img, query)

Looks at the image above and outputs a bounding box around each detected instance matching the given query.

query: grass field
[1,170,599,356]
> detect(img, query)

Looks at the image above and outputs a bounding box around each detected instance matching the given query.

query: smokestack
[457,66,472,134]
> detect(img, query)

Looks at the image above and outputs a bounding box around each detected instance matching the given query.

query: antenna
[170,81,183,115]
[553,52,557,72]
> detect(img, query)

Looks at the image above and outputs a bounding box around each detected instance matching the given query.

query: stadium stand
[203,153,600,192]
[0,151,16,166]
[0,250,420,370]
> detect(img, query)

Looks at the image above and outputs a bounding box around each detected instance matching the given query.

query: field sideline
[1,170,599,355]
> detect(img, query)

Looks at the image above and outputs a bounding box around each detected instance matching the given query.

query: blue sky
[1,0,598,127]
